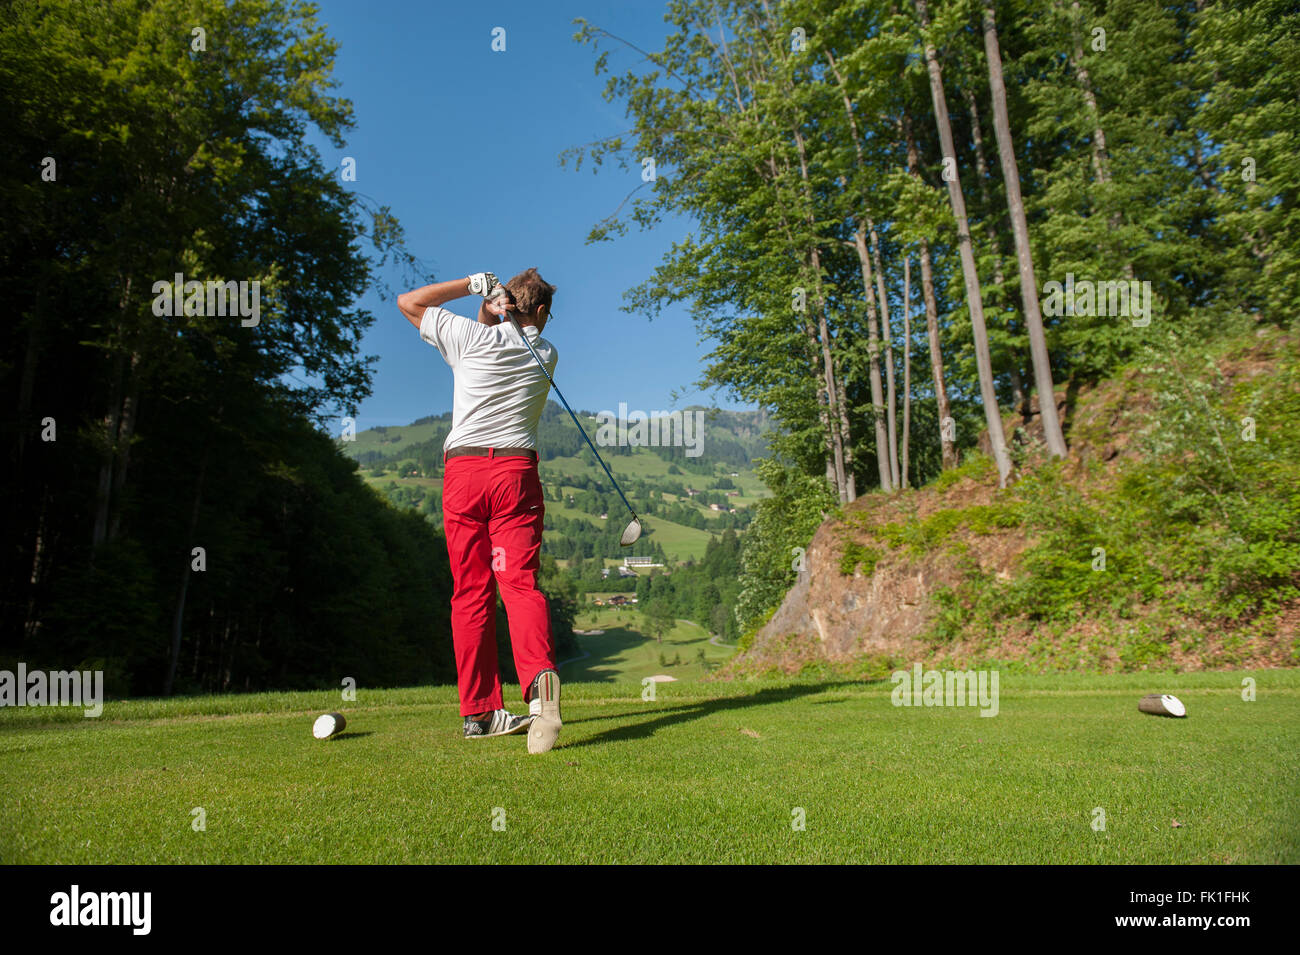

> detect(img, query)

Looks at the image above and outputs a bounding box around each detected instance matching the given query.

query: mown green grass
[635,515,716,562]
[565,607,731,682]
[541,453,763,492]
[546,499,715,562]
[542,453,675,480]
[2,672,1295,864]
[543,498,612,524]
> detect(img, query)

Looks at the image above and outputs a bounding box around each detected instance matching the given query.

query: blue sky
[307,0,748,426]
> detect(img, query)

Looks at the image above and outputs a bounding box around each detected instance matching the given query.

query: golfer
[397,268,562,754]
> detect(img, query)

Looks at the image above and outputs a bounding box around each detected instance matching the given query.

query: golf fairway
[1,672,1296,864]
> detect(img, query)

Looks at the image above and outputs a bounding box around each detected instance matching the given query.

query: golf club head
[620,518,642,547]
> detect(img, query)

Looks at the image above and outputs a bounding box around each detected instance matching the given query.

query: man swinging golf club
[398,268,562,754]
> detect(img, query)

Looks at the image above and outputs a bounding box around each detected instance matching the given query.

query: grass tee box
[1,672,1296,864]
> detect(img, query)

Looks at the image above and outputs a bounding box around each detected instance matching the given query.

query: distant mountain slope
[341,413,453,467]
[339,402,772,474]
[342,403,774,567]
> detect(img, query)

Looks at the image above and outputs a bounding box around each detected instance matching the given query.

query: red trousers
[442,451,555,716]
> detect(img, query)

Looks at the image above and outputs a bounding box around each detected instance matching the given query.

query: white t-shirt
[419,306,557,452]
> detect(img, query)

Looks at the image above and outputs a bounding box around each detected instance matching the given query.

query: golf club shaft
[506,315,640,522]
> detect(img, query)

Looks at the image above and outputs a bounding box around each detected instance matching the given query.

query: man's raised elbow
[398,293,421,325]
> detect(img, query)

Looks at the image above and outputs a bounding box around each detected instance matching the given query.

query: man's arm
[398,275,516,329]
[397,277,472,329]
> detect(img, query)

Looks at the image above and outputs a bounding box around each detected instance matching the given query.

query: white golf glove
[467,271,500,298]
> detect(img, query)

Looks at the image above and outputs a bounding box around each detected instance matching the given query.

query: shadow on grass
[560,622,711,683]
[329,732,374,741]
[562,680,879,749]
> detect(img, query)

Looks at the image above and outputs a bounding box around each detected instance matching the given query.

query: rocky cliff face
[728,460,1026,674]
[718,351,1298,677]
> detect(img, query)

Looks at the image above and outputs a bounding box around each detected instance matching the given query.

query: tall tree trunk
[965,84,1029,420]
[826,49,889,494]
[91,350,125,552]
[791,129,849,501]
[763,153,847,500]
[92,275,138,553]
[904,110,959,470]
[852,225,894,491]
[1192,138,1220,192]
[715,26,849,493]
[24,490,50,641]
[870,220,902,489]
[798,274,840,495]
[810,246,849,503]
[17,317,41,470]
[919,239,958,470]
[1065,0,1133,279]
[916,0,1012,486]
[1067,0,1112,188]
[16,306,46,641]
[902,255,913,488]
[984,2,1068,458]
[166,443,211,695]
[963,86,1008,293]
[107,351,141,541]
[834,373,857,501]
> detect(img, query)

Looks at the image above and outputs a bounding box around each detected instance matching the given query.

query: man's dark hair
[505,267,556,319]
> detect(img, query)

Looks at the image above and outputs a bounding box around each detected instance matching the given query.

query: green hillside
[341,403,773,644]
[344,414,452,465]
[338,404,770,473]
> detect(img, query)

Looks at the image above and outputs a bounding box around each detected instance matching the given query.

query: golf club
[502,306,643,546]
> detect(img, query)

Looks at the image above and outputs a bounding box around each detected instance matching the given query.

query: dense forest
[0,0,577,695]
[568,0,1298,637]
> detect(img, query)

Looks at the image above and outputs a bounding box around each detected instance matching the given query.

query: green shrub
[931,453,996,492]
[1118,624,1175,671]
[839,541,881,576]
[925,585,968,643]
